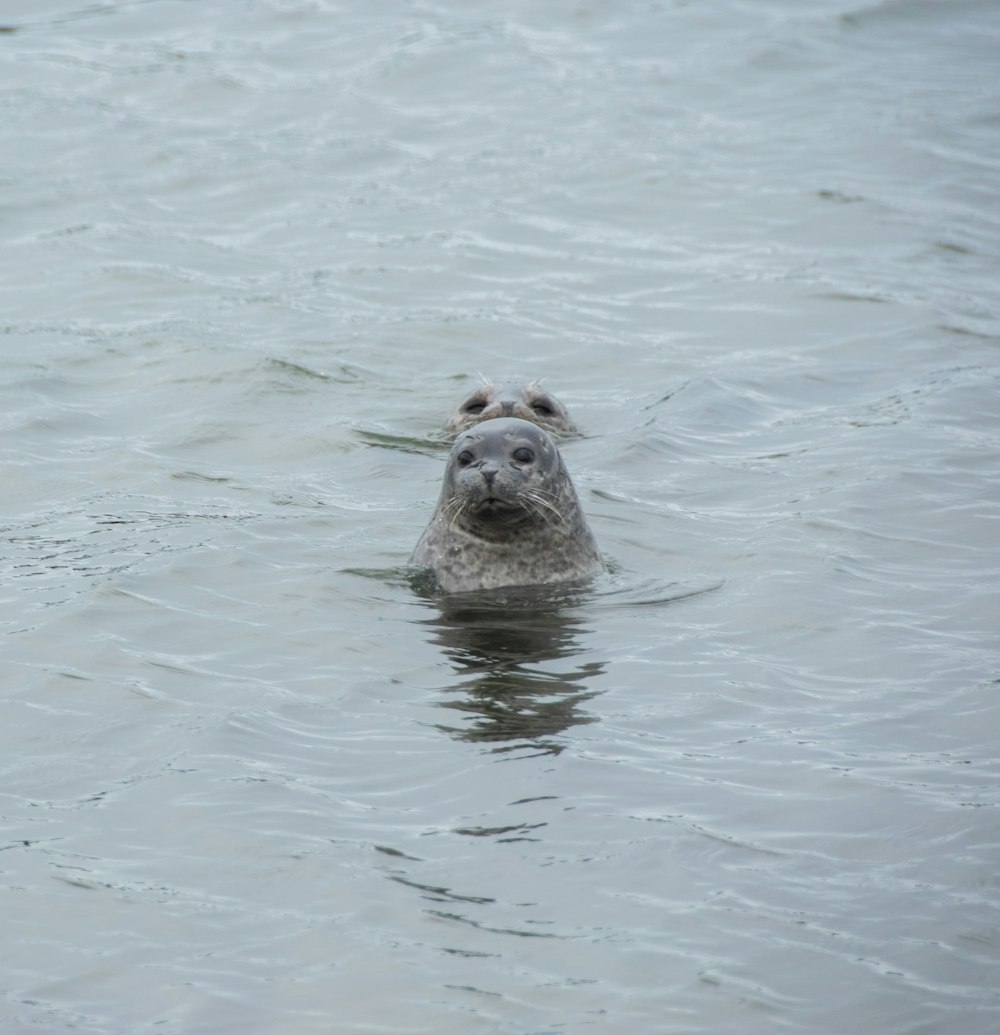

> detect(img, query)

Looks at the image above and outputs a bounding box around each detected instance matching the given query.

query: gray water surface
[3,1,999,1033]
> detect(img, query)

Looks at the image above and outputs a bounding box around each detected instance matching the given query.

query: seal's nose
[480,465,498,488]
[499,400,515,417]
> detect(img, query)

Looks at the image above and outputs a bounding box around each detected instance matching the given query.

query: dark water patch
[426,910,562,940]
[374,844,422,861]
[388,876,495,904]
[413,582,604,754]
[938,323,1000,341]
[841,0,1000,32]
[169,470,232,484]
[341,564,425,590]
[451,823,546,840]
[254,358,336,394]
[590,576,724,610]
[817,189,865,204]
[589,486,668,512]
[354,428,447,457]
[811,290,890,305]
[934,240,976,255]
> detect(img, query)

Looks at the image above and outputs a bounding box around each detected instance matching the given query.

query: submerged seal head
[445,382,576,435]
[411,417,602,593]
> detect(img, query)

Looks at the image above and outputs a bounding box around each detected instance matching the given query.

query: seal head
[445,382,576,435]
[411,418,602,593]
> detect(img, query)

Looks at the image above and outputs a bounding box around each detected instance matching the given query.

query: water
[2,1,999,1032]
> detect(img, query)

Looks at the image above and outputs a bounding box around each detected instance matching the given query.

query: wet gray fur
[412,417,602,593]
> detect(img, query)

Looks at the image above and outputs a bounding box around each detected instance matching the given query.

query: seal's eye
[456,449,475,467]
[512,447,534,464]
[532,399,554,417]
[463,401,486,414]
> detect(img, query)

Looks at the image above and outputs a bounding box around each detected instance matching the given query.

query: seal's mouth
[472,496,522,520]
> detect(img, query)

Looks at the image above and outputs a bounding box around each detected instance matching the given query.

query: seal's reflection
[418,582,605,755]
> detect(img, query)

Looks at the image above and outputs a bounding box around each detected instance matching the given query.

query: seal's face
[411,414,602,591]
[443,418,563,538]
[446,383,575,434]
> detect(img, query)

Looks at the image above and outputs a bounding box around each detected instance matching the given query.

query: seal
[445,381,577,435]
[411,417,602,593]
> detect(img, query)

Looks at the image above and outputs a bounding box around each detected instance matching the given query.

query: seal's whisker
[524,491,566,527]
[445,497,469,525]
[436,495,465,530]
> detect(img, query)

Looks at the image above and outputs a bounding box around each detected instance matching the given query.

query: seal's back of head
[444,382,576,435]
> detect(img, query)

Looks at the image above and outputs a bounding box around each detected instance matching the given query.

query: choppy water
[3,1,999,1032]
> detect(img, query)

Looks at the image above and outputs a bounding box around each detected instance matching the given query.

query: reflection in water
[417,582,605,755]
